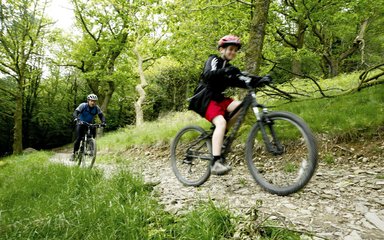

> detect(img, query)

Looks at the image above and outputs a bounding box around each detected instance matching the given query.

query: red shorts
[205,98,233,122]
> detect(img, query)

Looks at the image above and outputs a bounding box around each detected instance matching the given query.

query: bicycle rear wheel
[79,139,96,168]
[171,125,212,186]
[246,111,318,196]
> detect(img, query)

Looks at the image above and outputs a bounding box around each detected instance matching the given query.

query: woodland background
[1,0,383,155]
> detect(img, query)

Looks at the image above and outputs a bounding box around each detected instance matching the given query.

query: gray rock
[343,230,362,240]
[365,212,384,232]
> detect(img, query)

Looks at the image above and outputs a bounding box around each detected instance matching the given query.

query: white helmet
[87,94,98,101]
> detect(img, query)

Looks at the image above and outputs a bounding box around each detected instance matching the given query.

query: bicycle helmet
[87,94,98,101]
[218,35,242,49]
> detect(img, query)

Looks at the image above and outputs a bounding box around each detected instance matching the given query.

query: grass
[265,84,384,139]
[0,152,233,239]
[0,152,306,239]
[97,112,210,152]
[323,153,336,165]
[96,79,383,156]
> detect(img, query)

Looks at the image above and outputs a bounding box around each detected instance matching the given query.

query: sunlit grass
[97,112,210,152]
[273,84,384,137]
[0,152,238,240]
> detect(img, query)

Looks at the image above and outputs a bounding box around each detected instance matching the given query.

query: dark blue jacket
[73,103,105,123]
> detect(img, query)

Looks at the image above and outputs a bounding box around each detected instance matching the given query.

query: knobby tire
[171,125,212,186]
[246,111,318,196]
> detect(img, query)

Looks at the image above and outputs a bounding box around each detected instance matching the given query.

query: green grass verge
[97,112,210,152]
[0,152,305,239]
[271,84,384,138]
[0,152,236,240]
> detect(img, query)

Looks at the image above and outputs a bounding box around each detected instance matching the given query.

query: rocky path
[51,138,384,240]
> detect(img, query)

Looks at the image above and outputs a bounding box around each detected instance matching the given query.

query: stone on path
[364,212,384,232]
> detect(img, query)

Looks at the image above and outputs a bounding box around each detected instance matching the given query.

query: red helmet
[218,35,241,49]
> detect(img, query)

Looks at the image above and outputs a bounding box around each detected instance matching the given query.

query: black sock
[212,155,221,165]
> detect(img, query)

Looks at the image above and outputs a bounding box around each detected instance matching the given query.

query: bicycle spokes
[171,126,212,186]
[246,112,317,196]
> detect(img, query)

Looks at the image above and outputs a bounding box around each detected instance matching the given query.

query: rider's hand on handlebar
[252,74,273,87]
[224,66,241,77]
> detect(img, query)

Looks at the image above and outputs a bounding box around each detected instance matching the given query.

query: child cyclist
[190,35,272,175]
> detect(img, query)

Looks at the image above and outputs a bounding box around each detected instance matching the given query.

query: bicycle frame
[78,121,100,153]
[172,74,318,193]
[207,75,282,158]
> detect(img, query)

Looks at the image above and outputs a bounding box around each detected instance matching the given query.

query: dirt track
[51,136,384,240]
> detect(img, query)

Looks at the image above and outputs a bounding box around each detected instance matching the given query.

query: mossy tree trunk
[245,0,271,75]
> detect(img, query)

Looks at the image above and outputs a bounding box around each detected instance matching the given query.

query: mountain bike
[75,121,103,169]
[171,74,318,196]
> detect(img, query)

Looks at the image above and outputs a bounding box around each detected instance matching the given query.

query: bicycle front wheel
[246,111,318,196]
[80,138,96,168]
[171,125,212,186]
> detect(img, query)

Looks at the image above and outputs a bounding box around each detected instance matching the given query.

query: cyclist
[70,94,106,161]
[189,35,271,175]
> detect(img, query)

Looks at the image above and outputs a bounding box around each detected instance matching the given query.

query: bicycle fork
[252,102,284,155]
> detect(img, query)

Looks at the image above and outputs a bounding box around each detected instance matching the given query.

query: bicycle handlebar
[237,73,273,89]
[77,120,104,128]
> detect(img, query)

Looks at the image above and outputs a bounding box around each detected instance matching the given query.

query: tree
[130,1,169,126]
[245,0,271,74]
[0,0,50,153]
[271,0,310,76]
[63,0,130,113]
[304,0,373,77]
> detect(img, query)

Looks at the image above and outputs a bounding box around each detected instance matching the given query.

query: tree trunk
[100,81,115,113]
[13,87,23,154]
[292,57,302,76]
[313,19,369,78]
[291,21,307,76]
[133,42,147,127]
[245,0,271,74]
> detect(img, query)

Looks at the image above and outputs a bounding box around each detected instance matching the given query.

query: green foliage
[145,58,200,119]
[267,0,384,78]
[1,0,384,155]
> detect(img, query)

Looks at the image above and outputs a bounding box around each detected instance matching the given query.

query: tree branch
[276,29,298,50]
[264,57,327,97]
[0,84,16,97]
[73,0,101,55]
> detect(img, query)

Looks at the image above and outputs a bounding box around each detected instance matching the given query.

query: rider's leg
[73,124,86,153]
[71,124,83,161]
[226,100,242,130]
[211,115,232,175]
[205,98,233,175]
[211,115,227,157]
[91,126,96,138]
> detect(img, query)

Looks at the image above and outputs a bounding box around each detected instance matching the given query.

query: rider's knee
[213,115,227,129]
[227,100,241,112]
